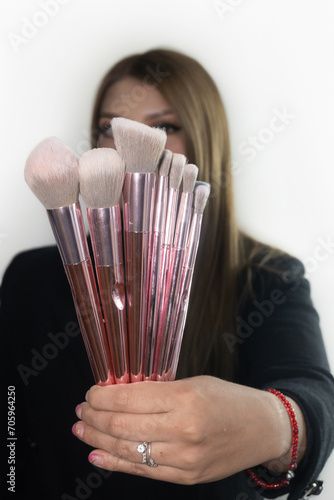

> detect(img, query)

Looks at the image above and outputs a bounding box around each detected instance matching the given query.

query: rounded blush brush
[79,147,129,384]
[24,137,112,385]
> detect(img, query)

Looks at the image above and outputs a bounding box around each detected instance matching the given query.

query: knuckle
[80,402,89,420]
[181,470,202,486]
[81,424,95,446]
[105,455,123,473]
[181,418,203,444]
[105,414,124,436]
[180,446,202,469]
[128,462,148,477]
[114,389,130,408]
[86,386,100,407]
[113,438,131,460]
[137,416,159,436]
[179,384,196,405]
[190,470,204,485]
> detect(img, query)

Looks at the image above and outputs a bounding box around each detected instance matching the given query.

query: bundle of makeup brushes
[24,117,210,385]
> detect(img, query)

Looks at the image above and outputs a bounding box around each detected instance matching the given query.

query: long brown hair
[90,49,271,380]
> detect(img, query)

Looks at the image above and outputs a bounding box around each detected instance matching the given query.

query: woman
[1,49,333,500]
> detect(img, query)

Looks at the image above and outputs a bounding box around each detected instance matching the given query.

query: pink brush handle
[154,191,193,380]
[64,261,113,385]
[88,207,129,384]
[164,267,192,381]
[47,203,112,385]
[150,242,171,380]
[154,246,185,380]
[143,173,169,379]
[123,172,155,383]
[124,231,148,382]
[143,230,163,379]
[95,264,129,384]
[164,211,204,380]
[150,188,179,380]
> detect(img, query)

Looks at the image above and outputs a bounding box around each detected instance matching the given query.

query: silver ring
[136,442,147,464]
[146,442,158,467]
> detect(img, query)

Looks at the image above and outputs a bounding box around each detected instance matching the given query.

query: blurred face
[97,77,187,156]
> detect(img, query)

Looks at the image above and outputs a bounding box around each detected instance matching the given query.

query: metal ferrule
[184,213,203,270]
[153,176,168,233]
[123,172,156,232]
[87,206,123,267]
[173,192,193,250]
[47,203,89,265]
[163,188,179,245]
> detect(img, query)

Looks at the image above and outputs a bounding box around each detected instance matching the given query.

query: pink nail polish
[89,453,103,466]
[72,422,83,438]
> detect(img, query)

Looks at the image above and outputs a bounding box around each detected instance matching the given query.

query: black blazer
[1,246,333,500]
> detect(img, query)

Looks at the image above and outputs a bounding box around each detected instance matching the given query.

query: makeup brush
[149,153,186,379]
[165,182,211,380]
[142,149,172,379]
[112,117,166,382]
[24,137,112,385]
[78,147,129,384]
[153,162,198,380]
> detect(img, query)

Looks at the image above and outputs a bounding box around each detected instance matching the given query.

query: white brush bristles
[79,148,125,208]
[194,183,210,214]
[24,137,79,209]
[182,164,198,193]
[111,117,166,174]
[169,153,187,189]
[158,149,172,177]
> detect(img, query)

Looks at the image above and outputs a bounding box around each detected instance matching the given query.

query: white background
[0,0,333,496]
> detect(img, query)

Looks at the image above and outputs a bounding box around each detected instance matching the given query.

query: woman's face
[97,77,187,156]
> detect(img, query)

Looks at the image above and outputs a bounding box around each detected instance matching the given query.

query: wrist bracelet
[247,389,299,489]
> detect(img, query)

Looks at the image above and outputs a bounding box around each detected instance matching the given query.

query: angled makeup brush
[165,182,211,381]
[112,117,166,382]
[24,137,112,385]
[79,147,129,384]
[142,149,172,379]
[153,161,198,380]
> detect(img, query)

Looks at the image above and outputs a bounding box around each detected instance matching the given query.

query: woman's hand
[72,376,305,485]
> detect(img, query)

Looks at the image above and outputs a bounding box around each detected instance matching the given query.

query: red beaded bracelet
[247,389,299,489]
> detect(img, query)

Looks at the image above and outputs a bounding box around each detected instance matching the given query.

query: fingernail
[89,453,103,467]
[72,422,84,438]
[75,404,82,419]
